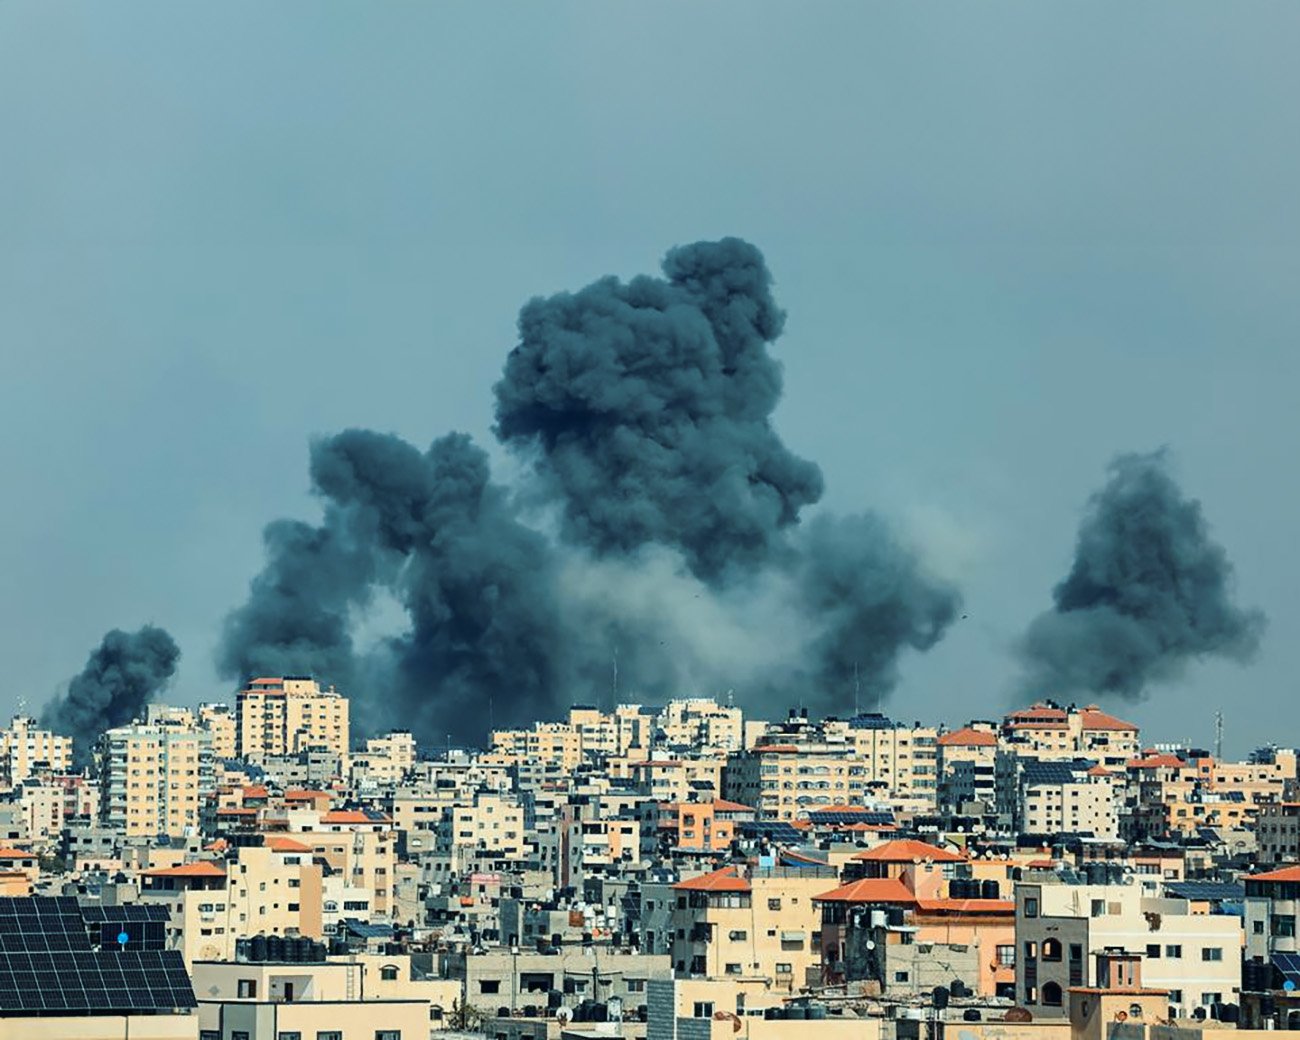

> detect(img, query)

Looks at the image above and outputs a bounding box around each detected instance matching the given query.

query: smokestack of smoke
[220,238,962,741]
[1018,450,1265,701]
[42,626,180,769]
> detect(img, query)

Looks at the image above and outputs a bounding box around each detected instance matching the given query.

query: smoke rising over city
[1018,451,1266,702]
[219,238,962,742]
[41,626,181,767]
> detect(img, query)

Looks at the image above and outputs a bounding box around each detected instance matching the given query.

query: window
[237,979,258,998]
[1042,938,1062,962]
[694,1002,715,1018]
[1202,948,1223,962]
[996,945,1015,967]
[1165,944,1182,958]
[728,930,748,941]
[1254,921,1266,935]
[317,1033,343,1040]
[1146,944,1161,959]
[895,971,910,982]
[233,1034,250,1040]
[768,898,782,910]
[1202,993,1223,1006]
[776,962,792,974]
[1042,982,1063,1007]
[725,963,742,974]
[1091,899,1106,917]
[480,980,501,994]
[375,1032,402,1040]
[1168,990,1183,1004]
[380,965,400,981]
[201,1033,221,1040]
[1273,916,1297,938]
[279,1034,302,1040]
[1024,897,1038,918]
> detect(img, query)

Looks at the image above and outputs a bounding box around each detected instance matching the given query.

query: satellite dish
[556,1008,573,1026]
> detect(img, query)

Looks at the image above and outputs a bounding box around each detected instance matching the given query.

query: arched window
[1042,982,1063,1007]
[1042,938,1063,962]
[380,965,400,981]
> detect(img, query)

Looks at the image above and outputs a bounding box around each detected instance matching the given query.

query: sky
[0,3,1296,756]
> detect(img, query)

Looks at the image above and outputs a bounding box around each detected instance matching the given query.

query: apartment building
[825,713,940,810]
[0,714,72,788]
[1002,703,1140,765]
[288,808,397,916]
[669,865,834,992]
[1255,803,1300,865]
[434,790,528,871]
[199,702,237,759]
[1015,878,1243,1017]
[1021,764,1119,838]
[936,725,998,810]
[100,722,206,838]
[659,698,745,751]
[350,729,417,784]
[235,676,349,760]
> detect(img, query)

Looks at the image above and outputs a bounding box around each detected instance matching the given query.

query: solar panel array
[806,810,896,826]
[1274,952,1300,983]
[738,821,803,843]
[1166,881,1245,901]
[0,897,195,1015]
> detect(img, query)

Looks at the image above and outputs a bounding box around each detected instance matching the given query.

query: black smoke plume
[1019,451,1264,701]
[220,238,961,741]
[42,626,181,768]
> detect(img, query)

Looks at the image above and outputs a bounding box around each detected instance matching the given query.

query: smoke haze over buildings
[219,239,962,741]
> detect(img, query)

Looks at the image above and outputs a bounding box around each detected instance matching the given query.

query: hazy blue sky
[1,3,1295,755]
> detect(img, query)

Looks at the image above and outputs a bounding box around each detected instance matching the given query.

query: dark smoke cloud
[1019,451,1265,701]
[494,238,823,581]
[220,430,566,739]
[221,238,961,741]
[42,626,180,768]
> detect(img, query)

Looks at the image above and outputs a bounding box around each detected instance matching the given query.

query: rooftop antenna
[1214,710,1223,761]
[854,663,861,717]
[611,647,619,712]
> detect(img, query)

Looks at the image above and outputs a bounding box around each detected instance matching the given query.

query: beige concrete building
[101,723,205,838]
[288,809,397,916]
[1002,703,1140,765]
[350,730,417,784]
[0,714,71,789]
[434,790,528,871]
[659,698,746,751]
[670,865,835,992]
[1016,879,1243,1017]
[235,676,349,761]
[723,741,858,821]
[199,702,238,760]
[1023,767,1120,839]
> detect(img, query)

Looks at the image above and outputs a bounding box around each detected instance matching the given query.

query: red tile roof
[853,839,966,863]
[1078,706,1137,731]
[712,800,754,813]
[264,836,312,853]
[144,861,226,878]
[1248,866,1300,882]
[1127,754,1185,770]
[813,877,917,904]
[0,849,35,860]
[673,866,752,893]
[937,727,997,747]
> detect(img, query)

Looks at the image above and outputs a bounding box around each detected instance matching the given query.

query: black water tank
[951,981,969,998]
[808,1004,828,1020]
[764,1008,783,1020]
[933,987,950,1010]
[888,907,906,927]
[786,1006,808,1020]
[981,879,999,899]
[1260,995,1277,1017]
[590,1003,609,1023]
[251,935,268,961]
[548,989,563,1010]
[1220,1004,1241,1024]
[964,1009,983,1022]
[268,935,284,961]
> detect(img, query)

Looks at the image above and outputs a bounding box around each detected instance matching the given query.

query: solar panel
[1274,953,1300,984]
[1166,882,1245,901]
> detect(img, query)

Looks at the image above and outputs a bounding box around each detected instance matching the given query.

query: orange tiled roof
[673,866,752,893]
[937,727,997,747]
[321,810,390,825]
[265,836,312,853]
[1078,706,1137,731]
[242,785,269,798]
[1249,866,1300,882]
[144,861,226,878]
[0,849,35,860]
[1127,754,1185,769]
[814,877,917,904]
[712,799,754,813]
[853,839,966,863]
